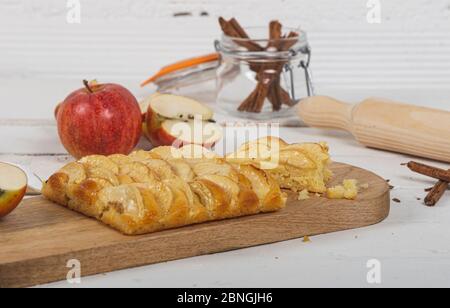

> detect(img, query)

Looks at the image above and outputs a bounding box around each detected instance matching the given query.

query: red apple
[0,162,27,218]
[143,94,222,148]
[56,80,142,159]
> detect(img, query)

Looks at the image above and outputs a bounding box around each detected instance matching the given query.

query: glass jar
[214,27,313,121]
[139,27,313,123]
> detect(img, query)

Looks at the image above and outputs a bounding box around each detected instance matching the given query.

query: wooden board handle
[298,96,353,131]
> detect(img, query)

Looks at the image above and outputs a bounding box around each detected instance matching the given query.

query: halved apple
[150,119,222,149]
[143,93,221,147]
[139,98,152,139]
[147,94,213,121]
[140,93,168,139]
[139,93,162,120]
[0,162,28,218]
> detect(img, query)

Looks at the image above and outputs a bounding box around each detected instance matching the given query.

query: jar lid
[141,53,220,91]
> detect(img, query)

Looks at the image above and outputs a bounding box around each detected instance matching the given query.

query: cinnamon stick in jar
[218,18,299,113]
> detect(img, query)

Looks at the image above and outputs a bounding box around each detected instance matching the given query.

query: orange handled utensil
[141,53,220,87]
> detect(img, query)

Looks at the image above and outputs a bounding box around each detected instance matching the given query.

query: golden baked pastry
[42,145,286,235]
[226,137,332,193]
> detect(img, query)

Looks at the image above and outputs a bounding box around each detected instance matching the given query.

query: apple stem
[83,80,94,93]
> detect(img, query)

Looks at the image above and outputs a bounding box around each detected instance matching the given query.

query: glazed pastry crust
[226,137,333,193]
[42,145,286,235]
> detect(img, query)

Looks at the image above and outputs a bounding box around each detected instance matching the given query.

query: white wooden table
[1,77,450,288]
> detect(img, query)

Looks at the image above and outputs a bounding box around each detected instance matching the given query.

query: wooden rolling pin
[298,96,450,163]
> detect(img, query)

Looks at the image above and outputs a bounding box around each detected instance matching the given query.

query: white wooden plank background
[1,0,450,288]
[1,0,450,89]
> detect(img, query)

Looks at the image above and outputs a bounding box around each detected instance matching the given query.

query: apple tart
[42,145,286,235]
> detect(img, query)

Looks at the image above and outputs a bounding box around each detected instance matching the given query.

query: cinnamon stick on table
[407,161,450,182]
[407,161,450,206]
[425,179,449,207]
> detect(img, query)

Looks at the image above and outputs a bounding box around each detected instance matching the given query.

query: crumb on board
[393,198,401,203]
[297,189,310,201]
[327,185,346,199]
[343,179,358,199]
[360,183,369,190]
[303,236,311,243]
[326,179,359,200]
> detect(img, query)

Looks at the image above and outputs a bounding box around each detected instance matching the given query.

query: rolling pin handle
[297,96,353,132]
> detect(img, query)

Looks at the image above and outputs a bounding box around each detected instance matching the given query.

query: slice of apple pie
[226,137,332,193]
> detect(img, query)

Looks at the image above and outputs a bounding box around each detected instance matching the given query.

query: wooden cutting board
[0,163,390,288]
